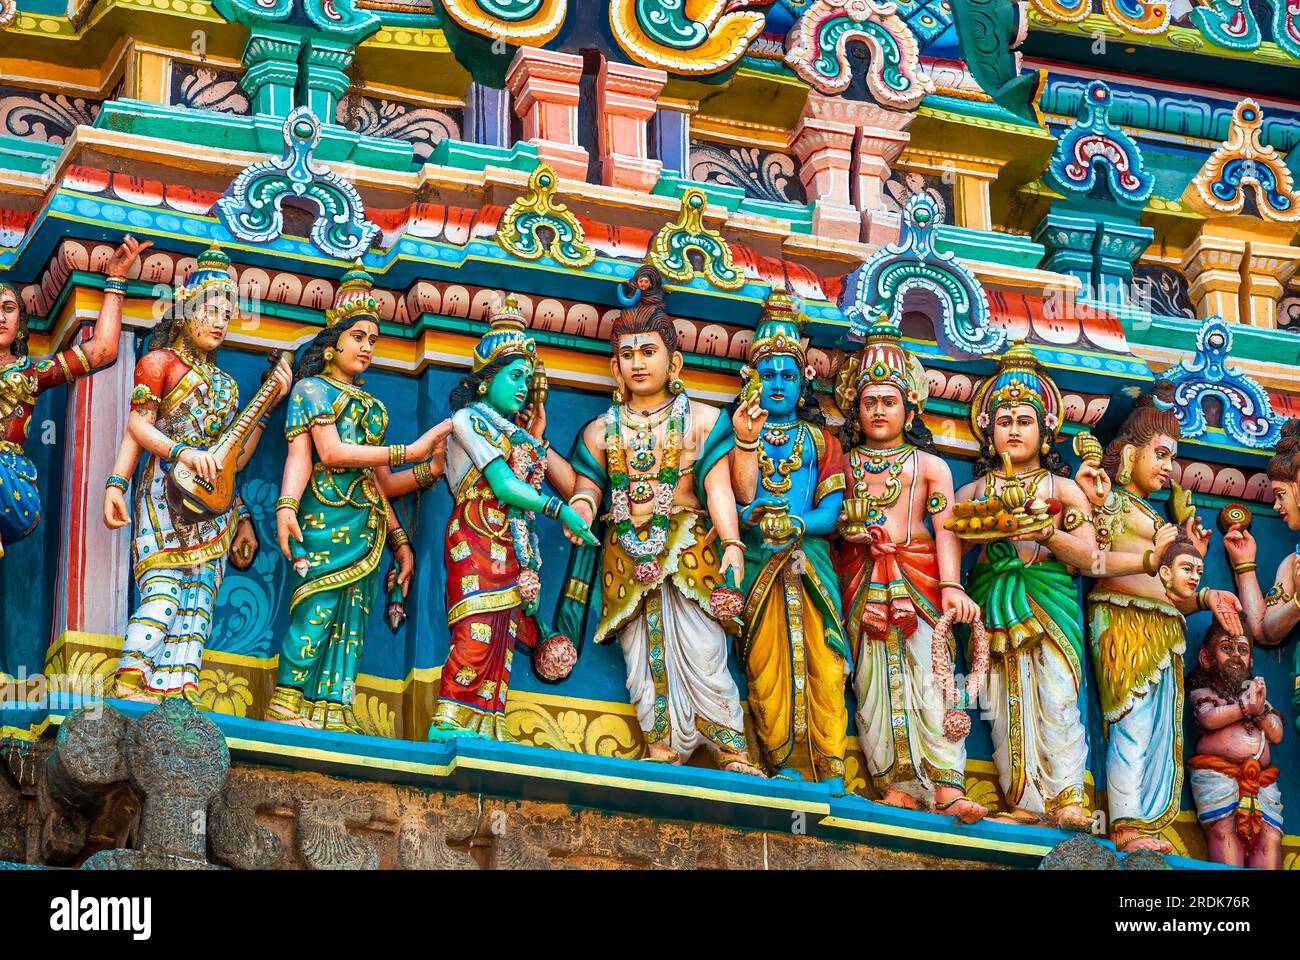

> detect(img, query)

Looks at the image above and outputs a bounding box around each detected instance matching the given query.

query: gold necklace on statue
[760,423,806,495]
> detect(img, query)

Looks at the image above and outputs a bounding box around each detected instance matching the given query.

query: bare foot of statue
[1113,829,1174,855]
[989,807,1043,826]
[109,680,162,704]
[263,704,322,729]
[1051,804,1095,833]
[879,788,923,811]
[717,752,766,777]
[644,741,682,764]
[933,786,988,824]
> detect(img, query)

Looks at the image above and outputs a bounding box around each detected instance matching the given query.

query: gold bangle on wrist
[413,460,436,491]
[569,492,599,514]
[276,496,300,513]
[719,538,745,551]
[1233,561,1257,574]
[734,436,759,452]
[1197,588,1211,611]
[389,444,407,469]
[388,527,411,550]
[938,580,965,592]
[1142,549,1157,575]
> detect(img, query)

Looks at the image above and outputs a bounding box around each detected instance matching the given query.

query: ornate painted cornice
[1162,315,1286,448]
[608,0,766,76]
[1043,80,1153,212]
[648,187,743,291]
[838,192,1004,359]
[494,162,595,269]
[216,106,381,259]
[784,0,934,109]
[212,0,383,45]
[1184,99,1300,223]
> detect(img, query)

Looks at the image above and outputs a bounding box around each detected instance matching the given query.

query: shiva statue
[266,263,452,731]
[833,316,985,822]
[105,243,293,703]
[1086,385,1244,852]
[1223,419,1300,663]
[427,295,597,742]
[562,264,763,775]
[954,343,1095,831]
[729,288,850,788]
[0,235,150,558]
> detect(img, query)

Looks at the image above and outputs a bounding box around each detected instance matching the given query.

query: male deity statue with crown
[729,288,850,788]
[104,243,293,703]
[834,316,985,822]
[561,263,763,774]
[954,343,1098,831]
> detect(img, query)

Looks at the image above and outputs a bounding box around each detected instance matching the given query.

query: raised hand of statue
[517,401,546,441]
[229,517,258,571]
[1222,525,1257,568]
[731,399,767,447]
[940,584,980,625]
[1183,516,1211,558]
[386,543,415,599]
[103,487,130,529]
[1075,460,1111,506]
[1207,589,1244,637]
[179,446,219,483]
[105,234,153,279]
[276,504,303,561]
[1152,521,1179,558]
[267,356,293,406]
[560,503,600,547]
[410,418,454,464]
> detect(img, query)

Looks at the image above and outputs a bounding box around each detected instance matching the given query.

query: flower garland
[930,609,990,743]
[472,402,548,602]
[606,392,687,585]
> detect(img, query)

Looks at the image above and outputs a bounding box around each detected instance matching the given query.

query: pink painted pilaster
[789,92,862,241]
[852,105,913,246]
[505,47,589,181]
[51,324,135,644]
[596,58,666,192]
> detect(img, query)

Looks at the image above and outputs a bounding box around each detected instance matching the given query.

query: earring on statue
[324,348,335,363]
[478,382,487,395]
[1117,465,1131,485]
[1041,439,1051,455]
[670,378,685,395]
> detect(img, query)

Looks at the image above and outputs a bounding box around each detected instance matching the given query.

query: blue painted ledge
[0,694,1219,869]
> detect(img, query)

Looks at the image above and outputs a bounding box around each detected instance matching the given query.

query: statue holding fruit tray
[729,288,849,788]
[953,343,1097,832]
[832,316,985,822]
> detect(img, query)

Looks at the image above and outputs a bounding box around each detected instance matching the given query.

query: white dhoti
[1190,767,1283,832]
[987,642,1088,816]
[617,581,748,759]
[1105,661,1182,832]
[853,619,965,800]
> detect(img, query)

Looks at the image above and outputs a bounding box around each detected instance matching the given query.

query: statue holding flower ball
[954,341,1099,832]
[560,263,763,775]
[427,296,598,743]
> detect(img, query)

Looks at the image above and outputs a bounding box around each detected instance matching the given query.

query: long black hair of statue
[293,314,381,383]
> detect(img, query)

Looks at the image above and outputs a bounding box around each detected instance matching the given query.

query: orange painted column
[505,47,589,181]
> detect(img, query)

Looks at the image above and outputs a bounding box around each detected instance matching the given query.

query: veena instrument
[167,352,284,522]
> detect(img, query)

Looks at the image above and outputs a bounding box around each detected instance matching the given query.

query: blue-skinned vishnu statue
[731,289,849,789]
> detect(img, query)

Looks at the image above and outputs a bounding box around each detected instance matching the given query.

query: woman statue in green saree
[268,263,452,731]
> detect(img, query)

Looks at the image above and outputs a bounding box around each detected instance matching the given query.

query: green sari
[270,375,390,732]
